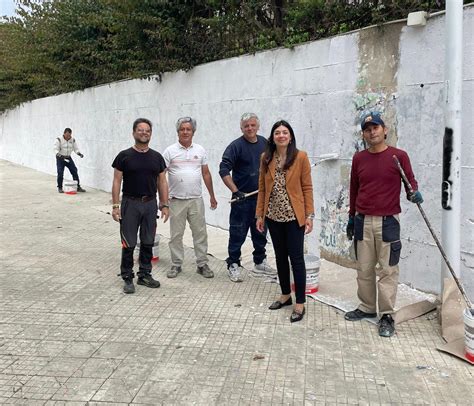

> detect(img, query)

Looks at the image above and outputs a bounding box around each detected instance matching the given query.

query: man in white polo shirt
[163,117,218,279]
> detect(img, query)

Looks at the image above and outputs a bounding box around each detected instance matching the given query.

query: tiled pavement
[0,159,472,405]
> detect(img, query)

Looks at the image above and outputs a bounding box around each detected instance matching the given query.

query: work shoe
[123,279,135,294]
[344,308,377,321]
[77,186,86,192]
[378,314,395,337]
[197,264,214,278]
[254,259,277,276]
[228,263,244,283]
[167,266,182,279]
[137,274,161,288]
[58,188,64,193]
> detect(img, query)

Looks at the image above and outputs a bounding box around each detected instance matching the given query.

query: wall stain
[327,23,403,266]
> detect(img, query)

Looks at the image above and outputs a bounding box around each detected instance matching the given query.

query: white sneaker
[254,259,277,276]
[228,263,244,283]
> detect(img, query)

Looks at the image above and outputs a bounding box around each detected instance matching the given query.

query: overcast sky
[0,0,16,17]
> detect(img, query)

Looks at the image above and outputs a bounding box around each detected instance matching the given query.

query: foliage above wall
[0,0,456,112]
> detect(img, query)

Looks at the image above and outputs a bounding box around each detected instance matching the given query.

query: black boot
[123,279,135,294]
[137,274,160,288]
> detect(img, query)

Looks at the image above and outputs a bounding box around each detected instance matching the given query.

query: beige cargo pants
[354,214,402,315]
[169,197,209,268]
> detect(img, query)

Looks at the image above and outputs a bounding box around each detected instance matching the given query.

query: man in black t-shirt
[111,118,169,294]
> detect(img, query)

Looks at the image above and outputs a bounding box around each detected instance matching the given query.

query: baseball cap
[361,112,385,130]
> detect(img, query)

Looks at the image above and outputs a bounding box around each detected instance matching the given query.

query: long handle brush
[393,155,473,311]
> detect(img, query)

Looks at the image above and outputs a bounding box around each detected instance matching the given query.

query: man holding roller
[219,113,276,282]
[345,112,423,337]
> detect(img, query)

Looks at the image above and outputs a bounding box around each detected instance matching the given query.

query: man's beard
[134,137,149,146]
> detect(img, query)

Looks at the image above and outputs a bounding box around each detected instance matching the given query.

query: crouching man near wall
[54,128,85,193]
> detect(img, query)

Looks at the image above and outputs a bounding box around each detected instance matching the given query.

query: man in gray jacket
[54,128,86,193]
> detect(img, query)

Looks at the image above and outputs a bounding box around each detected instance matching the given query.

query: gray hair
[240,113,260,125]
[176,116,197,132]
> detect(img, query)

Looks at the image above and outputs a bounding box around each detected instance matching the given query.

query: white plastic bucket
[137,234,160,261]
[63,180,77,194]
[291,254,320,294]
[464,308,474,362]
[151,234,160,261]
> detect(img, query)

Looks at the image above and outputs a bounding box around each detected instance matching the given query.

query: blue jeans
[56,156,80,189]
[227,197,267,268]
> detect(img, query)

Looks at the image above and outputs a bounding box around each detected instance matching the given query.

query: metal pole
[441,1,463,289]
[393,156,473,309]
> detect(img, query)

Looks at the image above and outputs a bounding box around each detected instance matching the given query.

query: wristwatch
[159,203,169,210]
[306,213,315,220]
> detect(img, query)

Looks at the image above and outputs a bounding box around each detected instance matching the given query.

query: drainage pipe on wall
[441,1,463,289]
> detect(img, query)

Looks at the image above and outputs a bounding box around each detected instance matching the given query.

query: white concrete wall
[1,6,473,297]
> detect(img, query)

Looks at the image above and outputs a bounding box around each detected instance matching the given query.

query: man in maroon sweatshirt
[345,112,423,337]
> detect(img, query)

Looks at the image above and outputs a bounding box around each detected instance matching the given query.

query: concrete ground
[0,159,472,405]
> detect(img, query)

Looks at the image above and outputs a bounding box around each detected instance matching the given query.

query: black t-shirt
[112,147,166,197]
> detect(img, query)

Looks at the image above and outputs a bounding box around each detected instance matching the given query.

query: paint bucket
[291,254,320,294]
[464,308,474,362]
[63,180,77,194]
[151,234,160,261]
[137,234,160,261]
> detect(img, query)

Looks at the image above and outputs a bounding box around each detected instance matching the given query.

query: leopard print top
[267,155,296,222]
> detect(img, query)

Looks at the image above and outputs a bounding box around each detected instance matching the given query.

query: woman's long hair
[262,120,298,171]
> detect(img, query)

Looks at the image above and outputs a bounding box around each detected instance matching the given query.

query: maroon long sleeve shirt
[349,146,418,217]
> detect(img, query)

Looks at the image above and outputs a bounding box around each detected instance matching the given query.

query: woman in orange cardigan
[256,120,314,323]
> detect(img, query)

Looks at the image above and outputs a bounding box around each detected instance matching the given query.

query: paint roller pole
[442,1,463,289]
[393,155,472,309]
[228,190,258,203]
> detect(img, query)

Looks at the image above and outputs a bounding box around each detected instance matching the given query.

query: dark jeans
[266,218,306,304]
[226,197,267,268]
[119,197,157,280]
[56,156,80,189]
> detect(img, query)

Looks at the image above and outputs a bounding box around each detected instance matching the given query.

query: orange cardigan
[256,150,314,227]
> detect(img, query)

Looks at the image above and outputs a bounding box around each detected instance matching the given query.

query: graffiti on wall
[320,86,393,266]
[320,187,351,257]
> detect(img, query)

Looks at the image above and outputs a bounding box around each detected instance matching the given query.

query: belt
[123,195,155,202]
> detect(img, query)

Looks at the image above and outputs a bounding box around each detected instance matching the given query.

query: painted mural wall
[1,7,473,296]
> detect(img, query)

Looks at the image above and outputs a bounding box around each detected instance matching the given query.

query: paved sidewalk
[0,160,472,405]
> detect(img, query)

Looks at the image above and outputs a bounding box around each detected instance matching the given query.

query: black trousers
[56,156,80,189]
[119,197,157,280]
[266,218,306,304]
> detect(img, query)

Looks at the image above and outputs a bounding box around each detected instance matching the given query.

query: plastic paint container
[291,254,320,294]
[63,180,78,194]
[464,308,474,362]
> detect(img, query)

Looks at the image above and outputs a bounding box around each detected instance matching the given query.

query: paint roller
[310,153,340,167]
